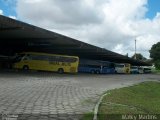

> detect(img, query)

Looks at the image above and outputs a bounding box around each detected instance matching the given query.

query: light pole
[135,39,137,60]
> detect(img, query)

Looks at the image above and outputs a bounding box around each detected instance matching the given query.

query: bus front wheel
[23,65,29,70]
[58,68,64,74]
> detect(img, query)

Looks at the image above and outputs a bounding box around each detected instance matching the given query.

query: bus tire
[23,65,29,70]
[91,70,95,74]
[96,70,100,74]
[58,68,64,74]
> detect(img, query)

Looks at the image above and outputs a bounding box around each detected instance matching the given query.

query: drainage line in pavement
[93,92,108,120]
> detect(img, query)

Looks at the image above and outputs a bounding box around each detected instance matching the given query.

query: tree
[150,42,160,60]
[154,60,160,70]
[131,53,146,61]
[150,42,160,69]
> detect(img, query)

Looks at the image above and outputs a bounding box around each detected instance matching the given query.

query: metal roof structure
[0,15,150,66]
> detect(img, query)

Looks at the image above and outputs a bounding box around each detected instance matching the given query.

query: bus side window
[49,56,56,61]
[59,57,66,62]
[39,55,48,61]
[70,58,77,62]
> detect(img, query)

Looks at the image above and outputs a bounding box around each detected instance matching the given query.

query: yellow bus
[13,52,79,73]
[115,63,131,74]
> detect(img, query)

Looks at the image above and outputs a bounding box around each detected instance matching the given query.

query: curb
[93,93,108,120]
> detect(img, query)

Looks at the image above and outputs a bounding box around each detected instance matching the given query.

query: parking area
[0,71,159,119]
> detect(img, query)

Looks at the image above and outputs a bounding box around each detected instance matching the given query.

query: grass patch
[80,112,94,120]
[98,81,160,120]
[152,69,160,74]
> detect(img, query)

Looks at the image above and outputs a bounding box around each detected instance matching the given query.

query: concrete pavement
[0,71,159,119]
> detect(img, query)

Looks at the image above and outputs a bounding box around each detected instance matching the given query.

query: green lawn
[152,69,160,74]
[80,112,94,120]
[98,81,160,120]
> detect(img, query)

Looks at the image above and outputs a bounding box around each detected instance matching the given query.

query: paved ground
[0,70,159,120]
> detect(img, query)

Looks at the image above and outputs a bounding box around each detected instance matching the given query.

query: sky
[0,0,160,58]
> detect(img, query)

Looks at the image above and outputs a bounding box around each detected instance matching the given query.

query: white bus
[115,63,131,74]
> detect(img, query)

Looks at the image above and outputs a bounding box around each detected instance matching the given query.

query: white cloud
[0,9,3,15]
[9,15,17,19]
[16,0,160,58]
[17,0,103,25]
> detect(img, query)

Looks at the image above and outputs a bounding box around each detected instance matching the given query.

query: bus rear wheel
[58,68,64,74]
[91,70,95,74]
[23,65,29,70]
[96,70,100,74]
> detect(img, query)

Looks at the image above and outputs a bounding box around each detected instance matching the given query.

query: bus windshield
[14,54,25,63]
[116,64,124,68]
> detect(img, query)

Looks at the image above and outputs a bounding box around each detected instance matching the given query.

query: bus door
[21,55,35,69]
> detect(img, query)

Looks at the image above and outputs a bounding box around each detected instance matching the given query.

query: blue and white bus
[78,59,115,74]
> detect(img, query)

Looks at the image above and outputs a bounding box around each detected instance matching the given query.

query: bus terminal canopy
[0,15,150,66]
